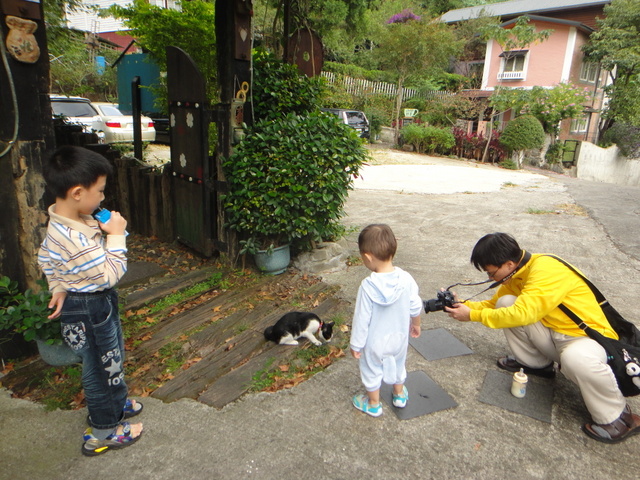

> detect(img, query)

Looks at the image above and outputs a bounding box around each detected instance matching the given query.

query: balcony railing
[497,71,525,80]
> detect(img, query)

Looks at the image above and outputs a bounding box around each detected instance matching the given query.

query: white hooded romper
[350,267,422,391]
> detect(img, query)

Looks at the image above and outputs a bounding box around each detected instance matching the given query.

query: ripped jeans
[60,289,127,430]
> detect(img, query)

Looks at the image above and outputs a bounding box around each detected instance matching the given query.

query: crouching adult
[445,232,640,443]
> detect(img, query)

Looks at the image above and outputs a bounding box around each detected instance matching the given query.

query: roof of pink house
[441,0,611,23]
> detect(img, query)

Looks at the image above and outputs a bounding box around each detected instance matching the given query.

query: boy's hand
[99,211,127,235]
[48,291,67,319]
[350,348,361,359]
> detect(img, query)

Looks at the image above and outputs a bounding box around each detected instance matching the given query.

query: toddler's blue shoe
[392,386,408,408]
[352,394,382,417]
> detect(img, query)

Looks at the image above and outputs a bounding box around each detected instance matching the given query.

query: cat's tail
[264,326,276,342]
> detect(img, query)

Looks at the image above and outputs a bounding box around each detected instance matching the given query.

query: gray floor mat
[380,370,458,420]
[478,370,554,423]
[409,327,473,361]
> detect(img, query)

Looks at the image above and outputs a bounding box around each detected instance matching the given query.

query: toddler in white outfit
[350,224,422,417]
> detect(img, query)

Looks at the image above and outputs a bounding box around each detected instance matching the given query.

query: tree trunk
[481,108,494,163]
[393,77,405,145]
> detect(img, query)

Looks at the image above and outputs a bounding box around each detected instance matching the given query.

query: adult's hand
[445,302,471,322]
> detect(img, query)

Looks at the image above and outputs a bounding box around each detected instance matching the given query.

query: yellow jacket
[467,254,618,339]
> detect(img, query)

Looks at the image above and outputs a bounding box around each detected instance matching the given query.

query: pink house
[441,0,611,144]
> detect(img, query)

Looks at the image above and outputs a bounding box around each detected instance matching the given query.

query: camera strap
[449,250,531,302]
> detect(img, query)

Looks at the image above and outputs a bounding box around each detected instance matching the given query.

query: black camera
[423,290,456,313]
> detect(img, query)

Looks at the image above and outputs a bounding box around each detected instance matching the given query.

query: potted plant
[223,112,368,274]
[0,276,80,366]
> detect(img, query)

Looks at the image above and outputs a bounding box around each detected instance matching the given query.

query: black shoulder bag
[547,255,640,397]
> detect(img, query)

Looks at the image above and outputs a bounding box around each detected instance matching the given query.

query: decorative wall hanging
[5,15,40,63]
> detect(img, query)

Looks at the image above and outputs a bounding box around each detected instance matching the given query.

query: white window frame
[570,115,589,133]
[497,50,529,81]
[580,61,599,83]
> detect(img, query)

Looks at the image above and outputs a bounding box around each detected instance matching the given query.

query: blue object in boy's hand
[93,208,111,223]
[93,208,128,236]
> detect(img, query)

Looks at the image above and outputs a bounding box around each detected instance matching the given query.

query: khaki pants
[498,295,626,424]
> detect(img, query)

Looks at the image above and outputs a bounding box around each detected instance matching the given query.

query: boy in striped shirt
[38,146,143,456]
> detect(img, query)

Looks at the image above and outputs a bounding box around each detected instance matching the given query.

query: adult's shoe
[497,355,556,379]
[583,405,640,443]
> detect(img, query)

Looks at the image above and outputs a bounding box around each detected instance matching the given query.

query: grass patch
[250,357,278,391]
[148,272,225,315]
[502,181,518,188]
[159,341,186,374]
[40,365,83,411]
[526,208,557,215]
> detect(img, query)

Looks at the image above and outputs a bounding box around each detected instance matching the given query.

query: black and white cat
[264,312,335,346]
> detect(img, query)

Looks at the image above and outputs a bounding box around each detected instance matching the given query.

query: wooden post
[215,0,253,261]
[0,2,55,290]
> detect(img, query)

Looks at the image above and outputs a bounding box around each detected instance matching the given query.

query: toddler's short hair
[44,145,113,199]
[358,224,397,261]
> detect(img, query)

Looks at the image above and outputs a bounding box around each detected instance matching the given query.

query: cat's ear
[326,321,335,327]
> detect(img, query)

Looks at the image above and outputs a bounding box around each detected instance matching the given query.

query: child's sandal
[81,422,142,456]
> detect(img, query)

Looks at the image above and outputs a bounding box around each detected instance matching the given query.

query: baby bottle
[511,368,528,398]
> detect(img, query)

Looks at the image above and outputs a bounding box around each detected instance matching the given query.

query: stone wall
[575,142,640,186]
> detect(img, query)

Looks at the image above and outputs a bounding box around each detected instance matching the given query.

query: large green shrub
[499,115,545,152]
[401,124,455,154]
[223,112,368,250]
[252,49,327,122]
[601,123,640,158]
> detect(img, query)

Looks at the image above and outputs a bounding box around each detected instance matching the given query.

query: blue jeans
[60,289,127,430]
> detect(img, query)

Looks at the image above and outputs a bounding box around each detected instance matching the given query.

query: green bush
[222,112,368,250]
[400,124,455,154]
[601,123,640,158]
[252,49,327,122]
[499,115,545,152]
[545,142,565,164]
[0,276,60,345]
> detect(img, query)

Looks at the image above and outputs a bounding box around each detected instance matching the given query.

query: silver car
[50,95,156,144]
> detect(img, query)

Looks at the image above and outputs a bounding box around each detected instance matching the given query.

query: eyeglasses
[486,266,502,279]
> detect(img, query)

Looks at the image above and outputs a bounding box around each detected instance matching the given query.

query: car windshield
[97,105,123,116]
[52,101,97,118]
[345,111,366,125]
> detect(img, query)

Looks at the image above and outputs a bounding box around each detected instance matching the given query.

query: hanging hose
[0,27,19,158]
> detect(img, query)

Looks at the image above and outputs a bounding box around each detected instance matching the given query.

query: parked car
[149,115,170,144]
[92,103,156,144]
[49,95,156,144]
[321,108,370,138]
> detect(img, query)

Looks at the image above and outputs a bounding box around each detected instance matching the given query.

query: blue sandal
[87,399,143,426]
[352,394,383,417]
[81,422,142,456]
[392,386,408,408]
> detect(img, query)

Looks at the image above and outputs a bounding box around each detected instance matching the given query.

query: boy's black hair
[470,232,522,271]
[44,146,113,199]
[358,224,397,261]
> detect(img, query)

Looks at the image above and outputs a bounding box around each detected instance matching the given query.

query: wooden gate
[166,46,218,256]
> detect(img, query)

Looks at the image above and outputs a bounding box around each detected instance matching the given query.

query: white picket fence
[321,71,453,101]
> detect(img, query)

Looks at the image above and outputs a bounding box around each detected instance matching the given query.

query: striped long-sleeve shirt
[38,205,127,294]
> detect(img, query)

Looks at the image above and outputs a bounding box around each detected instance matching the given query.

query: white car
[50,95,156,144]
[92,102,156,144]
